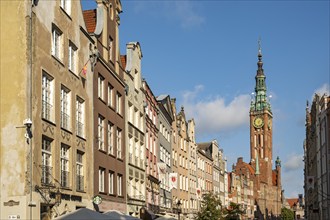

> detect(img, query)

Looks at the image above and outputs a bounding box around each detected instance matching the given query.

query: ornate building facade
[1,0,95,218]
[122,42,146,216]
[304,93,330,220]
[143,80,160,214]
[83,0,127,213]
[157,95,174,213]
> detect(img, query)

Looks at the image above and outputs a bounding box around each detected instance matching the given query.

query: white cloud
[314,83,329,96]
[131,1,205,29]
[182,85,251,135]
[283,153,304,172]
[173,1,205,29]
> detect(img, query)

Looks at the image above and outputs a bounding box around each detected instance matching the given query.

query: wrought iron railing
[41,165,52,185]
[42,101,52,120]
[61,170,70,188]
[76,121,84,137]
[61,112,70,129]
[76,175,84,191]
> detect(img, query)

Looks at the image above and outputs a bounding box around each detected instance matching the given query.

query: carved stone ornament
[4,200,20,206]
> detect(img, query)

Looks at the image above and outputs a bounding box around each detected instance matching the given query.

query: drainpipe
[27,0,35,219]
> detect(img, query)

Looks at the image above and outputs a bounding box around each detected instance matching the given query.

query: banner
[169,173,178,190]
[196,187,202,199]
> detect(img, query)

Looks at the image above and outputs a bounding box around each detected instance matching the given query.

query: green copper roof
[250,42,272,113]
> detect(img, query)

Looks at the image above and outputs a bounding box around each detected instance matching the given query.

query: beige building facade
[187,119,198,218]
[1,0,94,219]
[122,42,147,216]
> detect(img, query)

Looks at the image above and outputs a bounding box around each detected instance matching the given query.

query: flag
[81,64,87,77]
[169,173,178,190]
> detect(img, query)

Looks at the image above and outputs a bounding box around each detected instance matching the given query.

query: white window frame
[108,84,114,107]
[42,72,54,121]
[61,85,71,130]
[98,115,105,151]
[68,41,77,73]
[76,97,85,137]
[60,0,71,15]
[109,36,113,62]
[98,75,105,100]
[99,168,105,193]
[41,137,52,185]
[60,144,70,187]
[116,92,122,115]
[109,171,114,194]
[108,122,114,155]
[117,174,123,196]
[76,151,84,191]
[116,129,122,159]
[52,25,62,59]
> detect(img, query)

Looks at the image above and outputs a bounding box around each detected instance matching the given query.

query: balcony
[61,170,70,188]
[41,165,52,185]
[76,175,84,191]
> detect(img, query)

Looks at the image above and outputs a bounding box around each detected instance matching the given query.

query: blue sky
[82,0,330,198]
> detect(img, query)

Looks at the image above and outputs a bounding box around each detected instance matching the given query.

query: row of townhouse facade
[1,0,230,219]
[304,93,330,220]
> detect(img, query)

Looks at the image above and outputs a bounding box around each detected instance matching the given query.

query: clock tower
[249,40,273,185]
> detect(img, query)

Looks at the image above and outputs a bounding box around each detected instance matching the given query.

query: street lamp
[176,200,182,220]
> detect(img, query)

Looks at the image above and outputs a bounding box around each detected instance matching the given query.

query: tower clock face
[253,117,264,128]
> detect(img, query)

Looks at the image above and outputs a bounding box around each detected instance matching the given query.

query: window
[52,25,62,59]
[42,72,54,121]
[117,174,123,196]
[41,137,52,185]
[109,36,113,62]
[68,41,77,73]
[61,85,71,130]
[98,115,105,150]
[116,92,122,114]
[60,0,71,15]
[109,171,114,194]
[60,144,70,187]
[108,84,113,107]
[98,75,105,100]
[76,151,84,191]
[99,168,105,192]
[128,103,133,123]
[76,97,85,137]
[116,129,122,159]
[108,122,114,155]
